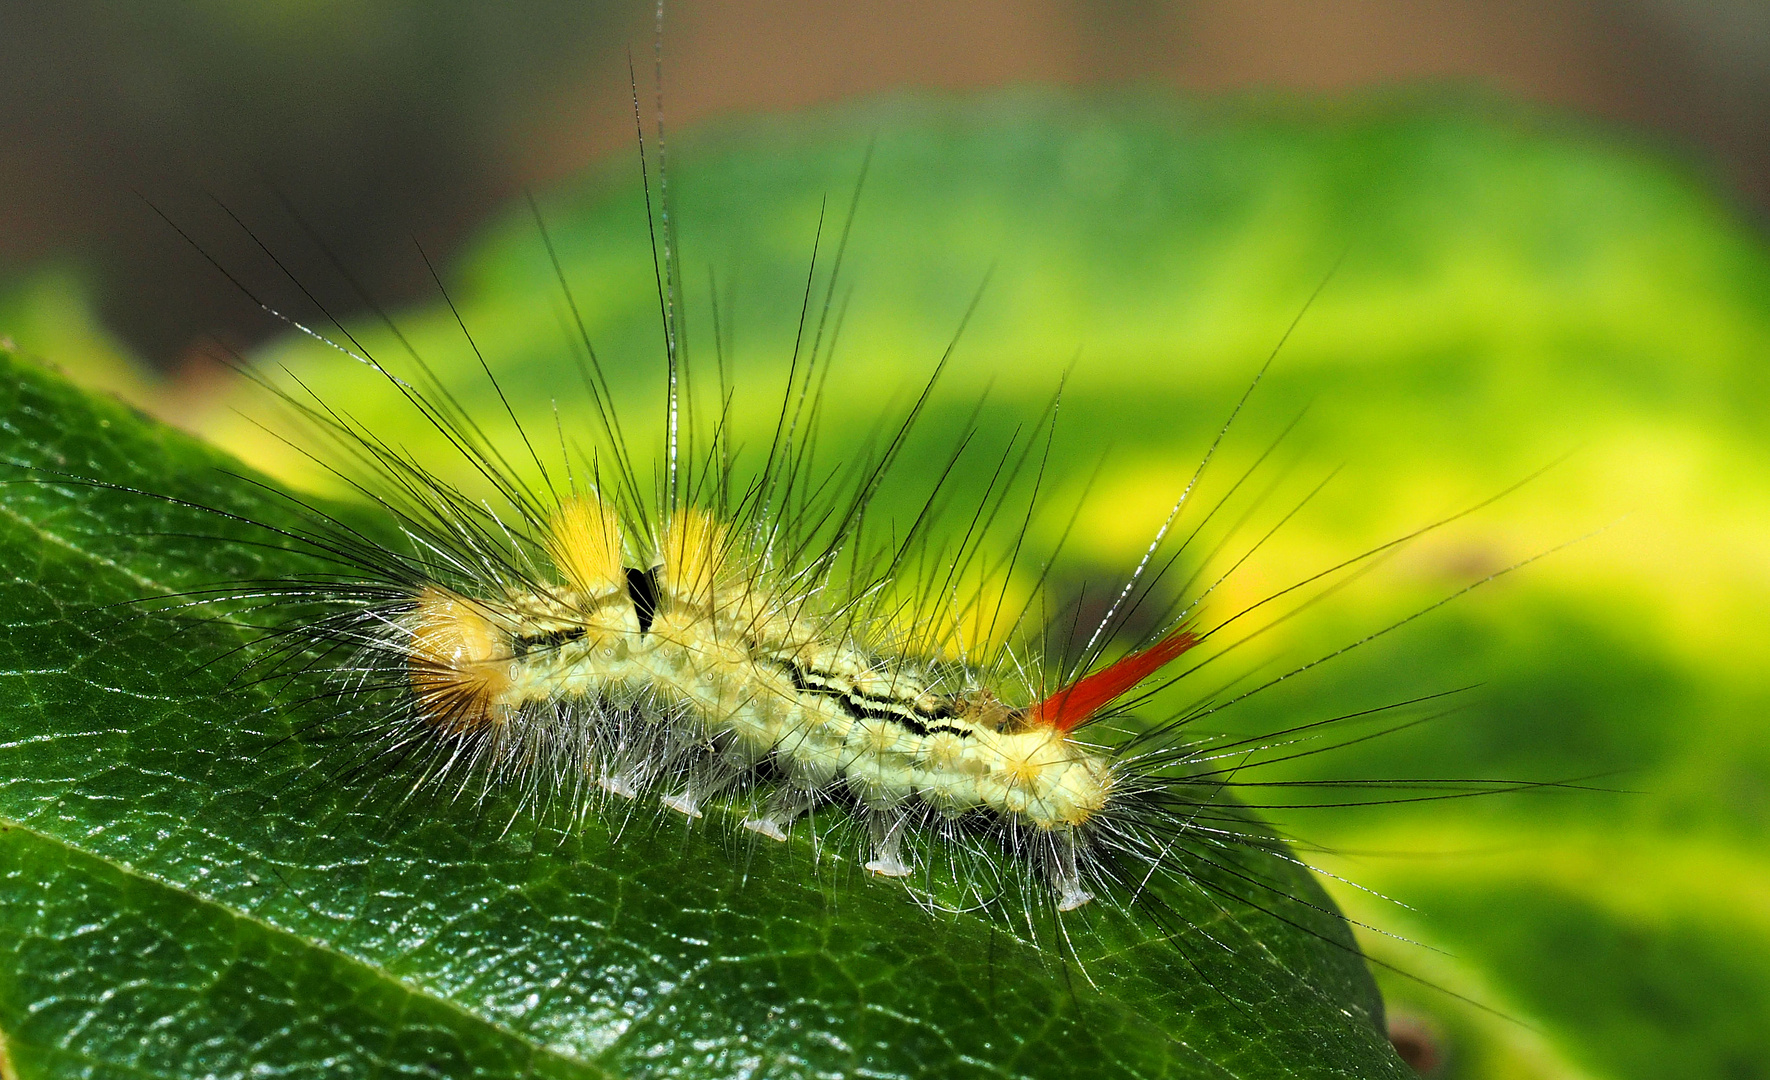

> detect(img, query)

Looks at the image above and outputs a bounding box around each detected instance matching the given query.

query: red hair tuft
[1028,629,1199,733]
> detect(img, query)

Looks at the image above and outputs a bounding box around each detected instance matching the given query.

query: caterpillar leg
[864,810,913,878]
[1050,829,1094,911]
[659,789,704,818]
[661,762,744,819]
[592,725,657,800]
[742,785,816,842]
[598,772,641,799]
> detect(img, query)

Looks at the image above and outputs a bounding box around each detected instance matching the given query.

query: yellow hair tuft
[660,507,728,606]
[547,496,625,595]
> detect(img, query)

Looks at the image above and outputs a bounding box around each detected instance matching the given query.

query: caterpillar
[146,133,1537,946]
[200,291,1217,920]
[280,447,1186,913]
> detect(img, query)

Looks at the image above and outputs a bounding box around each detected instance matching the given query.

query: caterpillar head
[408,586,515,733]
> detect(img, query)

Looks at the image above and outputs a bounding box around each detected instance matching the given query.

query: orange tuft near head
[1026,629,1199,733]
[409,586,514,732]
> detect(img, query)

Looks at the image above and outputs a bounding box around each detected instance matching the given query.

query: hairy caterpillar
[137,122,1540,952]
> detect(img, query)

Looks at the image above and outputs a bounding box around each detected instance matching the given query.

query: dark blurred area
[2,0,1768,371]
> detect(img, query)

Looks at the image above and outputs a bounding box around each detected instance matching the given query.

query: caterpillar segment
[402,496,1194,910]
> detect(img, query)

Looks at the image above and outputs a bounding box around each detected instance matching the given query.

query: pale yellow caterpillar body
[407,497,1112,906]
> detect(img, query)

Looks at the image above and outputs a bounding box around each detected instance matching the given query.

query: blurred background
[4,3,1770,1079]
[5,0,1770,374]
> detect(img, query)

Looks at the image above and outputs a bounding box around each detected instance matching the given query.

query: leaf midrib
[0,816,614,1079]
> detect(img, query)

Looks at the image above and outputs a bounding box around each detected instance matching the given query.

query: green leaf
[0,346,1404,1077]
